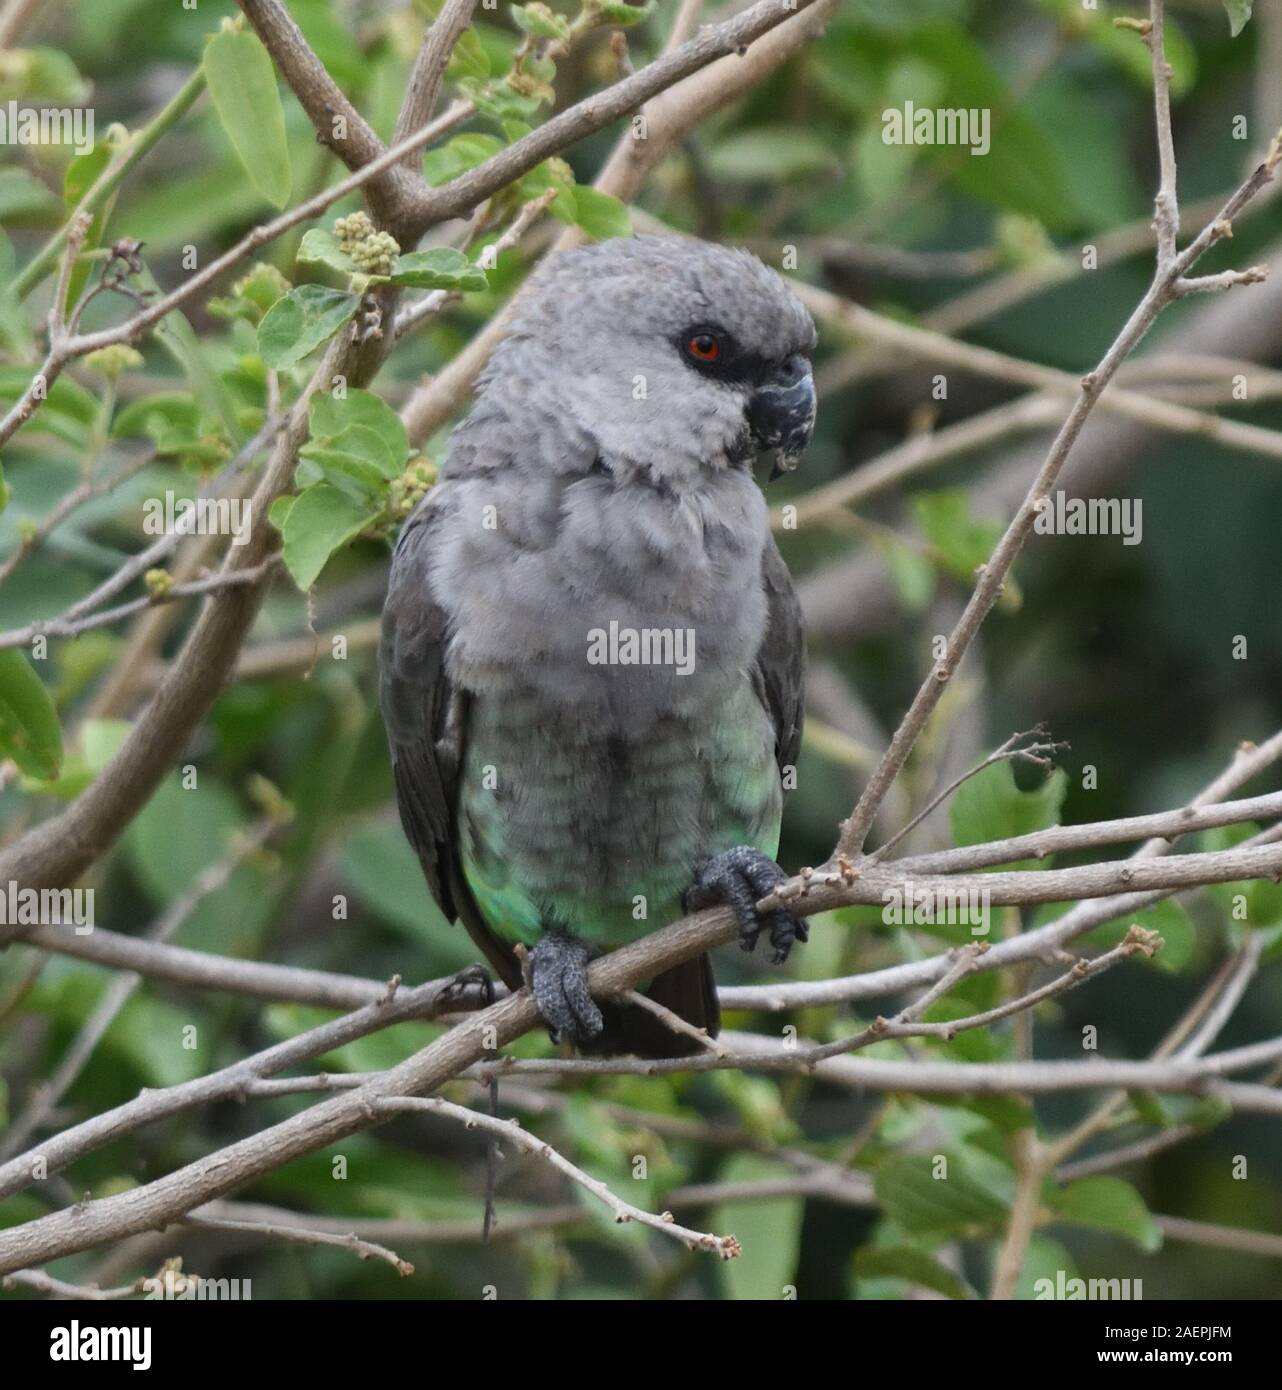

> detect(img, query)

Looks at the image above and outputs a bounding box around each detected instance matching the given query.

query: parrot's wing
[753,534,805,780]
[379,493,523,991]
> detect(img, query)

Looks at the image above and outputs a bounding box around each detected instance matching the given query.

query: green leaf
[309,388,409,471]
[1223,0,1253,36]
[595,0,654,27]
[22,717,129,798]
[296,228,358,276]
[854,120,919,205]
[203,27,292,209]
[709,128,838,182]
[1083,898,1195,975]
[125,773,246,905]
[62,136,116,307]
[0,228,33,356]
[210,261,292,322]
[1050,1176,1162,1253]
[1128,1089,1175,1129]
[459,75,545,122]
[1201,823,1282,929]
[289,0,365,87]
[104,993,211,1088]
[0,650,63,779]
[957,1094,1036,1133]
[110,155,266,251]
[1016,1234,1077,1300]
[569,186,632,241]
[387,247,489,291]
[150,299,244,447]
[712,1156,803,1299]
[279,483,379,590]
[446,27,491,80]
[63,139,112,211]
[422,133,504,186]
[912,488,1004,585]
[0,167,60,222]
[522,159,577,221]
[512,3,571,41]
[112,392,200,448]
[950,759,1068,866]
[296,441,387,502]
[341,823,464,958]
[853,1245,976,1299]
[298,423,402,504]
[267,494,295,532]
[876,535,935,612]
[1,46,90,102]
[257,286,358,369]
[874,1154,1008,1237]
[903,24,1073,231]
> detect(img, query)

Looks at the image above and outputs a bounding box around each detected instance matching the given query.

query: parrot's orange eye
[687,332,721,362]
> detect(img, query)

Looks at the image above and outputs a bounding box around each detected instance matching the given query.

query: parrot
[379,234,816,1057]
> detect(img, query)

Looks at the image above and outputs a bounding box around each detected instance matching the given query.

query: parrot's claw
[683,846,808,966]
[528,930,604,1045]
[439,963,493,1005]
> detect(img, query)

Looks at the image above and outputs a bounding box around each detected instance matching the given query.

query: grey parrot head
[486,235,817,482]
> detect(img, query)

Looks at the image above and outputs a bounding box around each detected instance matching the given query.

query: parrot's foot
[683,846,808,965]
[439,963,493,1006]
[528,930,604,1045]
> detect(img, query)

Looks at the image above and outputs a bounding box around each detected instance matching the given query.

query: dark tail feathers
[585,954,721,1059]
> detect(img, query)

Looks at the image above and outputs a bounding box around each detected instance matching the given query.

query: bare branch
[0,971,486,1204]
[0,0,49,48]
[375,1096,740,1257]
[392,0,479,162]
[1155,1215,1282,1260]
[1,898,1279,1274]
[1145,3,1179,268]
[180,1208,414,1277]
[2,1268,143,1300]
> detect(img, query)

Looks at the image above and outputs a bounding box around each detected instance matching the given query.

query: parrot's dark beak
[749,354,816,481]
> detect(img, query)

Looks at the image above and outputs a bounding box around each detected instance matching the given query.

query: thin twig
[373,1096,742,1258]
[392,0,478,163]
[867,724,1067,864]
[180,1208,414,1277]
